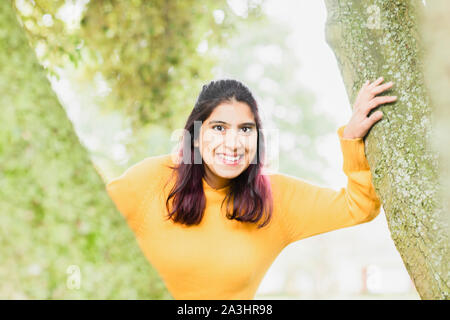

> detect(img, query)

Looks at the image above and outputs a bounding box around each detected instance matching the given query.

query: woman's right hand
[342,76,397,140]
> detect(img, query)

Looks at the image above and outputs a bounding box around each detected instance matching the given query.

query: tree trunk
[0,1,169,299]
[422,1,450,231]
[324,0,449,299]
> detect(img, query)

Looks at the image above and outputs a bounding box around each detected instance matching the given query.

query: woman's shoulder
[107,153,176,195]
[266,171,314,200]
[138,152,177,170]
[106,153,177,226]
[126,152,178,175]
[267,171,307,187]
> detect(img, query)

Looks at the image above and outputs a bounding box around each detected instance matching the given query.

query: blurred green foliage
[13,0,268,176]
[78,0,263,131]
[14,0,265,165]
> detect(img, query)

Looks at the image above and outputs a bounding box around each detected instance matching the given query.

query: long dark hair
[164,79,273,228]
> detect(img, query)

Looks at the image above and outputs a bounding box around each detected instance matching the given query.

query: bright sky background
[261,0,352,189]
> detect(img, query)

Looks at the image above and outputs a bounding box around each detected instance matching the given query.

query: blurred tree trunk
[0,1,170,299]
[324,0,449,299]
[421,0,450,297]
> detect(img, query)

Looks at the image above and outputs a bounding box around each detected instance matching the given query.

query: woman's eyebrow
[208,120,256,127]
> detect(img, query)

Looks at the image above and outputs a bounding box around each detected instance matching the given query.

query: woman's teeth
[217,154,242,163]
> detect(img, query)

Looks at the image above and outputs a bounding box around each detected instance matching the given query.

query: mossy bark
[324,0,449,299]
[0,1,170,298]
[421,0,450,299]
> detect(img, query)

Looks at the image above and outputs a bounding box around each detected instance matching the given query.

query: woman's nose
[223,129,241,149]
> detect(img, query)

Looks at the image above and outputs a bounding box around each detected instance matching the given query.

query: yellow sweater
[106,125,381,300]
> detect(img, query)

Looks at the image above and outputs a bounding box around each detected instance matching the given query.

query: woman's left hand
[342,76,397,139]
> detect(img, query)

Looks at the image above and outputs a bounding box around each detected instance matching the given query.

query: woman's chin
[213,167,245,179]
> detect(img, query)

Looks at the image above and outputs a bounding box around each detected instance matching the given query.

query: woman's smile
[216,153,244,166]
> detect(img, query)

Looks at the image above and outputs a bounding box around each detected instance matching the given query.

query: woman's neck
[203,168,231,190]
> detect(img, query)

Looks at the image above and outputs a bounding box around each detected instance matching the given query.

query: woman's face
[195,100,258,189]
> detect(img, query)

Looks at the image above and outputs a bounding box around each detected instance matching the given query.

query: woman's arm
[106,160,151,235]
[106,154,171,235]
[275,77,395,245]
[275,124,382,245]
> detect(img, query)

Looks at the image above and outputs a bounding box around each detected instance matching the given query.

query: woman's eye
[212,125,224,132]
[212,125,252,133]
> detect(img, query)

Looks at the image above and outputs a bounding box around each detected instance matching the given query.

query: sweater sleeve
[277,124,382,245]
[105,155,169,235]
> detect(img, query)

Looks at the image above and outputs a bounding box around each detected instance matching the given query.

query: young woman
[106,78,396,300]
